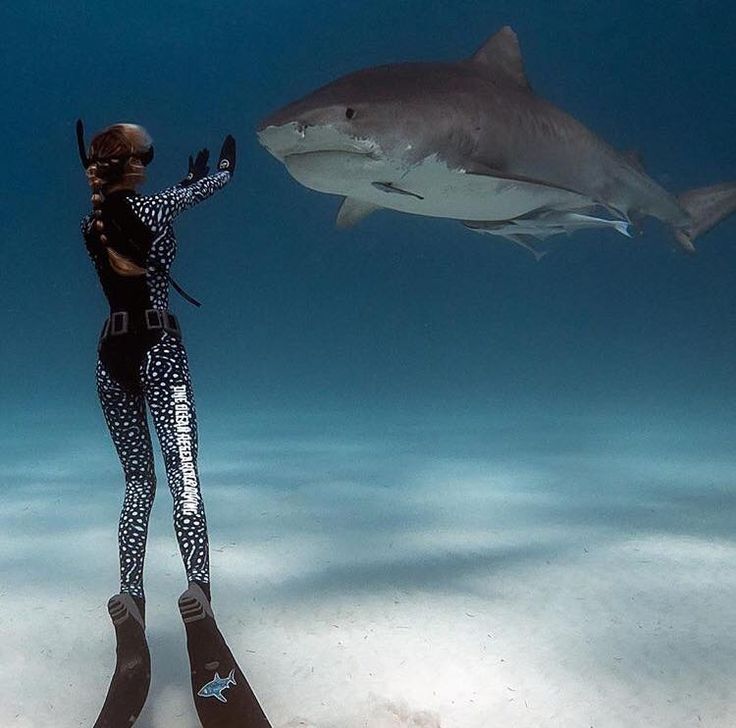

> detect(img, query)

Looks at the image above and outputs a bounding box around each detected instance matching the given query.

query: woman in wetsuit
[80,122,270,728]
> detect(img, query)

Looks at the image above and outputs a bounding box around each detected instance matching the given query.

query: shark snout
[256,113,308,134]
[257,95,321,134]
[257,120,313,159]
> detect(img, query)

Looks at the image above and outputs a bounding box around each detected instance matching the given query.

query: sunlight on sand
[1,411,734,727]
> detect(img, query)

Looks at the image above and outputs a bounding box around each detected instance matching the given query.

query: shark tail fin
[674,182,736,252]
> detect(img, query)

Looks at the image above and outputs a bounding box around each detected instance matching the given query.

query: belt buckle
[109,311,129,335]
[145,308,164,330]
[163,312,180,334]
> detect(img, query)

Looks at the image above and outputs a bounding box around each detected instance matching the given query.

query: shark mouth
[257,122,379,161]
[258,122,430,201]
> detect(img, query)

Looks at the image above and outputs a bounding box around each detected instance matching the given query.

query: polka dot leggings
[96,333,209,599]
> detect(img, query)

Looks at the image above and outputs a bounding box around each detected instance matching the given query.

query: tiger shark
[257,26,736,257]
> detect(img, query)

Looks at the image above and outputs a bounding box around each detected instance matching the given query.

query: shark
[197,668,237,703]
[257,26,736,258]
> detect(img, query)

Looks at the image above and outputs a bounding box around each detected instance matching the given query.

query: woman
[79,122,270,727]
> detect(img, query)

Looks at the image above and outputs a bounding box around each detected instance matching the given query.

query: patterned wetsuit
[81,171,231,600]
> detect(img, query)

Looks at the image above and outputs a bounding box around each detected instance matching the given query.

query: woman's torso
[81,189,177,314]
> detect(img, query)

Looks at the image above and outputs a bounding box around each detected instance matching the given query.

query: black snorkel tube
[76,118,90,168]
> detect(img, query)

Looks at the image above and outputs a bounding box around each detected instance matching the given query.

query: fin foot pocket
[179,591,213,623]
[93,594,151,728]
[178,584,272,727]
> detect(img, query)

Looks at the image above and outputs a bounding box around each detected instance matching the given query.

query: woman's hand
[180,148,210,186]
[217,135,236,177]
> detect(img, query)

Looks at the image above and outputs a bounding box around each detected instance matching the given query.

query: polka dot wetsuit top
[81,171,231,600]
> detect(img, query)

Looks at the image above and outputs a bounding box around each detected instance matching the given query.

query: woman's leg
[96,358,157,602]
[142,334,211,598]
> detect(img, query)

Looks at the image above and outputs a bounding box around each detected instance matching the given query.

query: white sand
[1,410,734,727]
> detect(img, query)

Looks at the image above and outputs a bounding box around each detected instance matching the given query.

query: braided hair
[86,124,153,276]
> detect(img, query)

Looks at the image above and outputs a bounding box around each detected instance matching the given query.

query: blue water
[2,2,735,726]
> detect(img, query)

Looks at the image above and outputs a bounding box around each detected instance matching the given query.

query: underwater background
[1,1,735,726]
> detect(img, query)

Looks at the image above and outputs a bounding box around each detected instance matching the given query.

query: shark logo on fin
[197,668,237,703]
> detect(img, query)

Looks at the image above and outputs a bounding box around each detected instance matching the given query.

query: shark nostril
[296,121,309,137]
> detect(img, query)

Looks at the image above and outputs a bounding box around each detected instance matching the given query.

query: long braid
[86,124,152,276]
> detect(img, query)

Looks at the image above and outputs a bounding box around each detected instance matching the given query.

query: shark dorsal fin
[470,26,530,90]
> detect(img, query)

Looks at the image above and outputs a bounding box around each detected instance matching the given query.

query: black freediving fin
[93,594,151,728]
[178,584,272,727]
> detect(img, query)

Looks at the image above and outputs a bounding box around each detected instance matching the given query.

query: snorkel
[76,118,155,171]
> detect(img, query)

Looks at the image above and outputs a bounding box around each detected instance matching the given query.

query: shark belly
[284,151,597,222]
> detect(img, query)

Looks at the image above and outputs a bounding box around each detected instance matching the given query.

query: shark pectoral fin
[336,197,380,229]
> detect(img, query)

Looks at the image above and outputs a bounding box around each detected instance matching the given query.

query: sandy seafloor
[1,403,734,728]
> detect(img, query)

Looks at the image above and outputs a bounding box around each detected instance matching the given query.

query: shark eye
[345,107,356,120]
